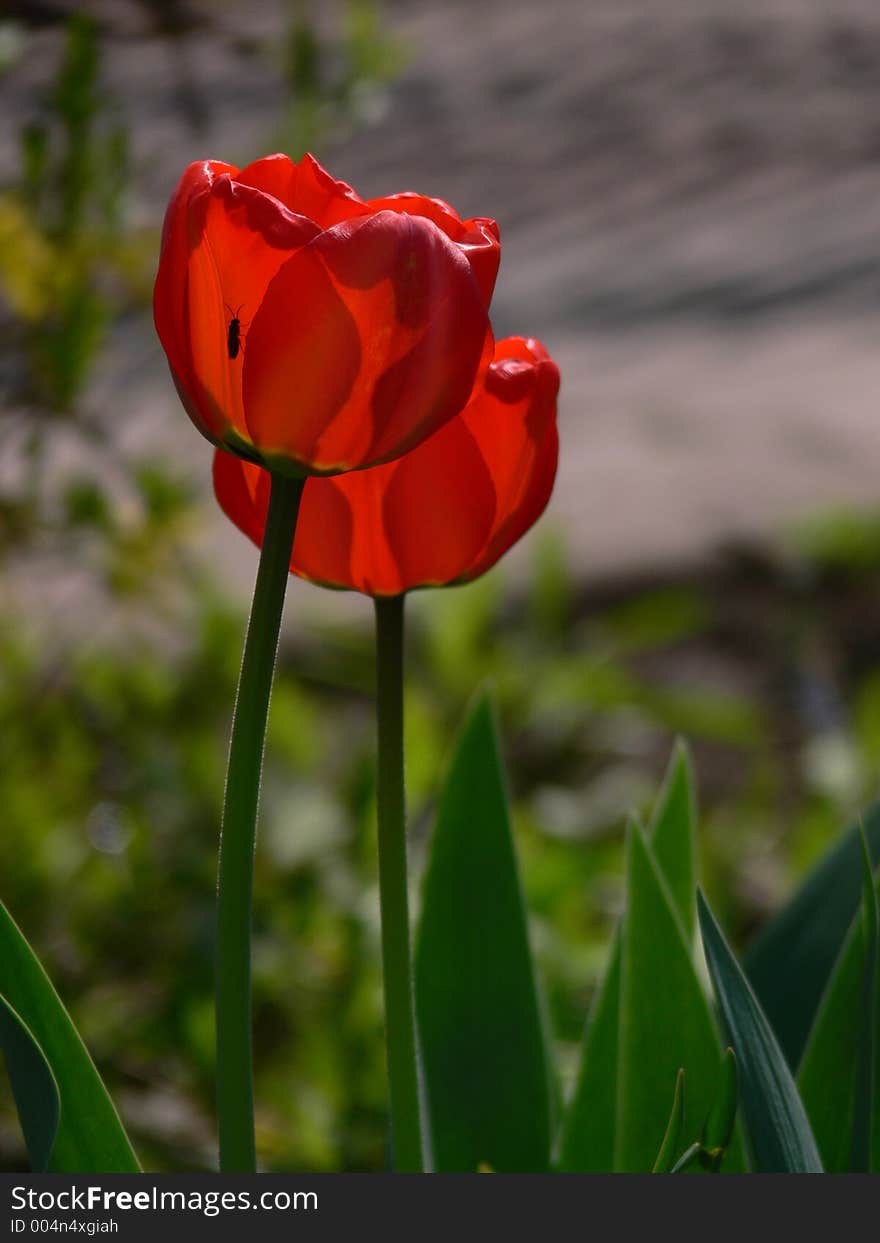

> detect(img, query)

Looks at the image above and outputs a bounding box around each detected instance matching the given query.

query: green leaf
[702,1047,739,1164]
[648,740,697,940]
[745,803,880,1068]
[652,1068,686,1173]
[0,996,60,1171]
[555,928,621,1170]
[698,891,822,1172]
[557,745,704,1170]
[414,695,556,1171]
[0,900,140,1172]
[852,827,879,1171]
[615,826,726,1170]
[797,832,880,1171]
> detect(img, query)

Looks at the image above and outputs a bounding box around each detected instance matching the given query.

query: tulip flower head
[154,153,499,477]
[214,337,560,595]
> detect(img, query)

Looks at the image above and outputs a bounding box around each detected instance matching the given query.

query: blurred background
[2,0,880,1170]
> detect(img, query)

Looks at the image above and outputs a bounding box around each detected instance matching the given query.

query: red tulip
[154,153,499,476]
[214,337,560,596]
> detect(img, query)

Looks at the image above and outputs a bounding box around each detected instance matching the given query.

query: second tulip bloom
[214,337,560,596]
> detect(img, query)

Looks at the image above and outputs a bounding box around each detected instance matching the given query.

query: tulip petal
[467,420,559,581]
[298,413,496,595]
[154,160,236,439]
[183,176,322,448]
[368,192,500,307]
[213,409,497,598]
[236,152,371,228]
[212,448,271,548]
[461,339,560,579]
[290,478,356,591]
[379,417,496,593]
[242,210,489,474]
[212,336,558,596]
[158,156,501,476]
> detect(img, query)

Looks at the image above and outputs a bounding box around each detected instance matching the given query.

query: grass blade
[796,843,880,1171]
[648,740,697,939]
[850,827,879,1170]
[0,995,60,1171]
[745,804,880,1068]
[702,1047,739,1169]
[414,695,556,1171]
[698,891,822,1172]
[0,900,140,1172]
[557,745,699,1170]
[616,826,725,1171]
[652,1069,686,1173]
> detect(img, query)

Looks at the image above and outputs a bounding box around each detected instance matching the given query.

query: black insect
[225,303,246,360]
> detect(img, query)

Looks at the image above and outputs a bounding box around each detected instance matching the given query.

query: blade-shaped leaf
[703,1047,739,1164]
[414,695,556,1171]
[555,936,621,1170]
[0,995,60,1171]
[0,900,140,1172]
[698,891,822,1172]
[557,744,702,1170]
[798,833,880,1171]
[615,826,726,1171]
[654,1052,740,1174]
[745,803,880,1069]
[648,739,697,940]
[652,1068,686,1173]
[852,827,879,1172]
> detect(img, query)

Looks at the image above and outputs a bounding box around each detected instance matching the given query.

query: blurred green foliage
[1,14,142,420]
[277,1,407,158]
[0,11,155,559]
[3,515,880,1170]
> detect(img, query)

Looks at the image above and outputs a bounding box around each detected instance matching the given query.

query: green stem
[374,594,425,1172]
[216,469,305,1173]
